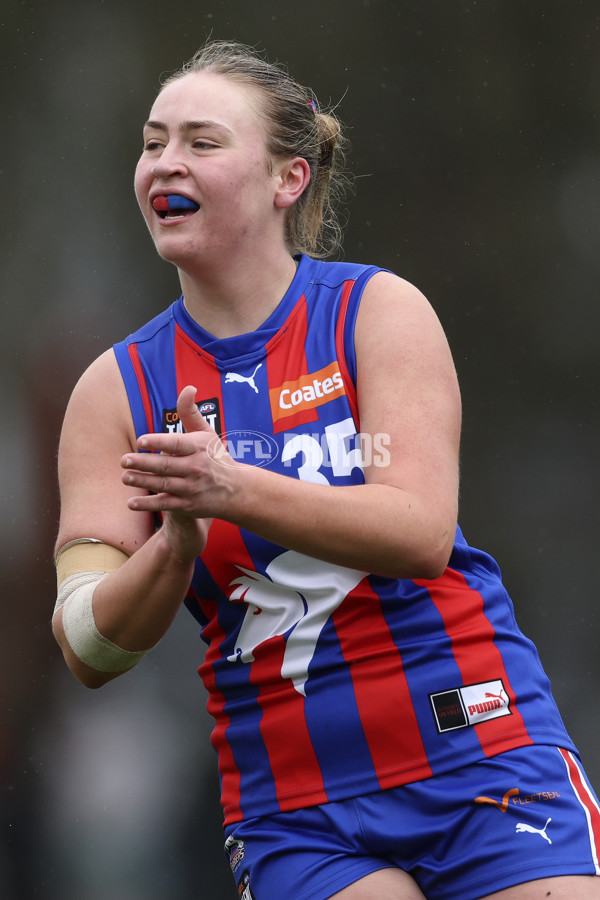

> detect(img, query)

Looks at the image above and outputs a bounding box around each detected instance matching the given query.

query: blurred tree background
[1,0,599,897]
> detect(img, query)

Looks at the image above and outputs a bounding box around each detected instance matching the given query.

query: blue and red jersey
[113,254,575,826]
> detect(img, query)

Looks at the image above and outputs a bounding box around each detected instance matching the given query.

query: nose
[151,145,189,179]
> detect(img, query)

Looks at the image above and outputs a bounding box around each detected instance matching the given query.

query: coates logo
[269,362,345,423]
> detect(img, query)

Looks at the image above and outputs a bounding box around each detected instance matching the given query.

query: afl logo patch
[161,396,222,435]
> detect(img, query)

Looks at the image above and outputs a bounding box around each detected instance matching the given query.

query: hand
[120,385,235,553]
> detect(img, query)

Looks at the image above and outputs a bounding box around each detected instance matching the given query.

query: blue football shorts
[223,746,600,900]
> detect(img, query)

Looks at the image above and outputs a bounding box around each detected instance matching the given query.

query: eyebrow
[143,119,233,134]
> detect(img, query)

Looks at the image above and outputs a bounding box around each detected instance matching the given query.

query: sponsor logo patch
[237,870,255,899]
[162,397,222,435]
[430,679,511,733]
[269,361,345,423]
[475,787,520,812]
[475,788,561,812]
[224,835,246,874]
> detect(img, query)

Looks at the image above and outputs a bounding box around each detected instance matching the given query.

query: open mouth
[152,194,200,220]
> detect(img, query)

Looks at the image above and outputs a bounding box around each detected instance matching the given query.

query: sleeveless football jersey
[113,254,575,825]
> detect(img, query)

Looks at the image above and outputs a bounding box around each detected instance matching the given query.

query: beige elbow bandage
[54,540,151,673]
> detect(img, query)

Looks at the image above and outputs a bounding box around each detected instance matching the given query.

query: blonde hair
[162,40,349,258]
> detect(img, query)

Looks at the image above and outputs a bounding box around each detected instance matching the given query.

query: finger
[121,467,186,496]
[124,432,197,458]
[120,452,189,492]
[121,447,191,472]
[177,385,214,434]
[127,491,183,512]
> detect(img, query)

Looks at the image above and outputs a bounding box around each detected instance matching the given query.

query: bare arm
[121,273,461,579]
[52,349,210,688]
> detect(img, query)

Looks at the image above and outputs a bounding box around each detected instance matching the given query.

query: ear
[273,157,311,210]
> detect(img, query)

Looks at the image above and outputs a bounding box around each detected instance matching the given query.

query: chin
[153,238,200,267]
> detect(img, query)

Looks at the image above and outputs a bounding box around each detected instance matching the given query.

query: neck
[177,249,298,339]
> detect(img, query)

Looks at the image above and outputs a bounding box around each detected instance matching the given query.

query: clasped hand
[120,385,235,521]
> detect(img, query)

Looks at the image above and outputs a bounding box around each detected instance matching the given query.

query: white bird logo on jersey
[227,550,366,695]
[224,363,262,393]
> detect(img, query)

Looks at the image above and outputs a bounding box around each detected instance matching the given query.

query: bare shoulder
[56,348,154,557]
[355,271,460,396]
[356,271,452,354]
[354,270,461,506]
[63,349,136,440]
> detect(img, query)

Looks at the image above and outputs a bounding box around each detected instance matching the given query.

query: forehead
[149,71,265,136]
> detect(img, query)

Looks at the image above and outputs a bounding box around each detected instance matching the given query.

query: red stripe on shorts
[559,747,600,873]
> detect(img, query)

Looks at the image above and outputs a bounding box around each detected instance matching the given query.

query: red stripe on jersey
[265,295,319,435]
[248,635,328,812]
[192,589,243,823]
[174,322,225,432]
[559,748,600,871]
[333,580,433,787]
[200,521,327,815]
[417,569,533,754]
[128,343,155,433]
[197,522,261,822]
[334,279,360,427]
[201,519,257,595]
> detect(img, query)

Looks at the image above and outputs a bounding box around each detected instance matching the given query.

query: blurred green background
[2,0,600,897]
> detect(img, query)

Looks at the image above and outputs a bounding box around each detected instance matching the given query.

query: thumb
[177,385,214,434]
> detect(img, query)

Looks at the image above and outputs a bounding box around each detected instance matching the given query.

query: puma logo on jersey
[225,363,262,393]
[468,689,507,716]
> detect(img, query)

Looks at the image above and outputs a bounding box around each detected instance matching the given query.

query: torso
[113,254,575,825]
